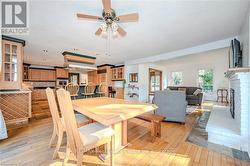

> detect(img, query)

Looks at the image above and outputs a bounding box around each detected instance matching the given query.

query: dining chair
[56,89,115,166]
[96,83,106,97]
[65,82,79,99]
[45,88,91,159]
[82,84,95,98]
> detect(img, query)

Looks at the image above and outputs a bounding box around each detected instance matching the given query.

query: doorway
[149,68,162,102]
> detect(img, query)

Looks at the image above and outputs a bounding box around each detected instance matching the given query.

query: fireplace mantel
[225,67,250,78]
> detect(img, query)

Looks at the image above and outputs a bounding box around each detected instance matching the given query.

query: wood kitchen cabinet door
[32,89,47,101]
[88,70,97,84]
[0,40,23,90]
[56,68,68,78]
[29,69,55,81]
[48,70,55,81]
[115,87,124,99]
[29,69,41,81]
[98,73,106,84]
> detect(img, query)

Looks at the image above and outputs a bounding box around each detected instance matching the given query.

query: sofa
[167,86,203,105]
[154,90,187,123]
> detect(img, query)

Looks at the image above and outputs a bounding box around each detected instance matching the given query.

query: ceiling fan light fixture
[111,22,118,38]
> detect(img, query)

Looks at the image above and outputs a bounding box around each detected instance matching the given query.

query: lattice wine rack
[0,92,31,125]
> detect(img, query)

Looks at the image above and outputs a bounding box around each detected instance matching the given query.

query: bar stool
[96,83,106,97]
[108,86,116,98]
[82,84,95,98]
[65,83,79,100]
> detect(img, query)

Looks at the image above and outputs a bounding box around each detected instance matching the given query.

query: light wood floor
[0,112,249,166]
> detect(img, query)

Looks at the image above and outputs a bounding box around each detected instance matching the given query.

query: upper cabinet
[29,68,56,81]
[112,65,124,81]
[55,68,68,78]
[1,37,25,90]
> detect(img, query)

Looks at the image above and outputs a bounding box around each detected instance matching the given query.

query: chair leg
[53,130,63,159]
[77,150,83,166]
[49,128,57,147]
[63,142,70,165]
[110,136,114,166]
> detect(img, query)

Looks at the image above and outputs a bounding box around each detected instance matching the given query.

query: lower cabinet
[114,87,124,99]
[32,89,47,101]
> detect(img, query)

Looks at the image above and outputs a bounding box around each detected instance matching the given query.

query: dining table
[72,97,157,152]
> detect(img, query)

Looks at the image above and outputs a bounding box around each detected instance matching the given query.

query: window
[171,72,183,86]
[149,68,162,93]
[198,69,213,92]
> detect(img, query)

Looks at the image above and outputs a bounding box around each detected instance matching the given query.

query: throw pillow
[178,87,186,92]
[193,89,202,96]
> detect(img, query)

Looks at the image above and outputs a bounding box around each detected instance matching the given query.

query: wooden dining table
[72,97,157,152]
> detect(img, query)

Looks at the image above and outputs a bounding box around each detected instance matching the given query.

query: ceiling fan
[77,0,139,37]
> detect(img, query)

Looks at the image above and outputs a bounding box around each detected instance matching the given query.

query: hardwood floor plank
[199,148,209,166]
[213,152,222,166]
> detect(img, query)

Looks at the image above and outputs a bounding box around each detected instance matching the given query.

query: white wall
[158,48,229,101]
[124,63,166,102]
[239,8,250,67]
[124,64,139,101]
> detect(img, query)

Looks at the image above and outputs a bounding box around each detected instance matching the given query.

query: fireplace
[230,88,235,119]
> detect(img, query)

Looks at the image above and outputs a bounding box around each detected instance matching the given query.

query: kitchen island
[0,89,32,127]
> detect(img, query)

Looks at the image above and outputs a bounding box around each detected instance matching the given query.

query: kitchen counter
[0,89,32,94]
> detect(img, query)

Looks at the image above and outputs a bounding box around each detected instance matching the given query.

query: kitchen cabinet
[32,89,47,101]
[56,68,68,78]
[29,69,55,81]
[0,39,24,90]
[114,87,124,99]
[112,65,124,81]
[87,70,98,84]
[23,64,30,81]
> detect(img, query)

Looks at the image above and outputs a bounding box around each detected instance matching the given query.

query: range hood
[62,51,97,71]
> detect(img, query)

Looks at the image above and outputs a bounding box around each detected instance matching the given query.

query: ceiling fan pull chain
[108,28,111,56]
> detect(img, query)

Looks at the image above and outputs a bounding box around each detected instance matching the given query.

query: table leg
[151,121,156,142]
[122,120,128,146]
[112,121,128,153]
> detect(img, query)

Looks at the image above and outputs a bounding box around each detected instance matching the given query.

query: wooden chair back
[56,88,83,155]
[98,83,106,93]
[46,88,62,134]
[65,83,79,96]
[85,84,95,94]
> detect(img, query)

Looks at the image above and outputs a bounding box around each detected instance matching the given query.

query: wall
[124,63,166,102]
[239,8,250,67]
[159,48,229,101]
[124,64,139,101]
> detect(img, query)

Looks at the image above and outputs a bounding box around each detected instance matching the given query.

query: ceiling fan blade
[102,0,111,12]
[117,26,127,37]
[116,13,139,22]
[95,28,102,36]
[77,13,103,20]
